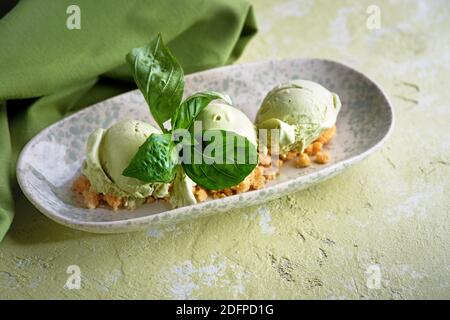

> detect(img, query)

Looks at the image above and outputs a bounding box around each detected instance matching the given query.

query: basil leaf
[126,34,184,130]
[171,91,232,130]
[122,133,178,183]
[182,130,258,190]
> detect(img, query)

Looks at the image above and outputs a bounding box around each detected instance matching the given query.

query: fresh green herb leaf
[122,133,178,183]
[182,130,258,190]
[171,91,232,130]
[124,34,258,192]
[126,34,184,130]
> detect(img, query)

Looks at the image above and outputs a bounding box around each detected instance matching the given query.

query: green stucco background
[1,0,449,299]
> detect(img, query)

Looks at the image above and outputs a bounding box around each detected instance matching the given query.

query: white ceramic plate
[16,59,394,233]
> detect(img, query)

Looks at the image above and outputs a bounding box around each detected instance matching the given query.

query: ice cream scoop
[256,80,341,153]
[170,102,258,208]
[82,119,169,203]
[194,102,257,145]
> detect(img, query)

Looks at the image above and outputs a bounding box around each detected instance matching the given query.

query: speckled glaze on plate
[16,59,394,233]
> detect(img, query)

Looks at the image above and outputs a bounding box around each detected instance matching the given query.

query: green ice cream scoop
[256,80,341,153]
[169,102,258,207]
[82,119,169,202]
[194,102,257,146]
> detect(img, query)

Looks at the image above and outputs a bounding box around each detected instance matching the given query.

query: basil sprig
[123,34,258,189]
[126,34,184,130]
[183,130,258,190]
[122,133,178,183]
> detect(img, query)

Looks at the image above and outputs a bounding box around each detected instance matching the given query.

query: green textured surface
[1,0,449,299]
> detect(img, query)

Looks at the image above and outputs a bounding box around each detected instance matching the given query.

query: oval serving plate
[17,59,394,233]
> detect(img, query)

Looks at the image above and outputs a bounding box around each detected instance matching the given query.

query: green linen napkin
[0,0,257,241]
